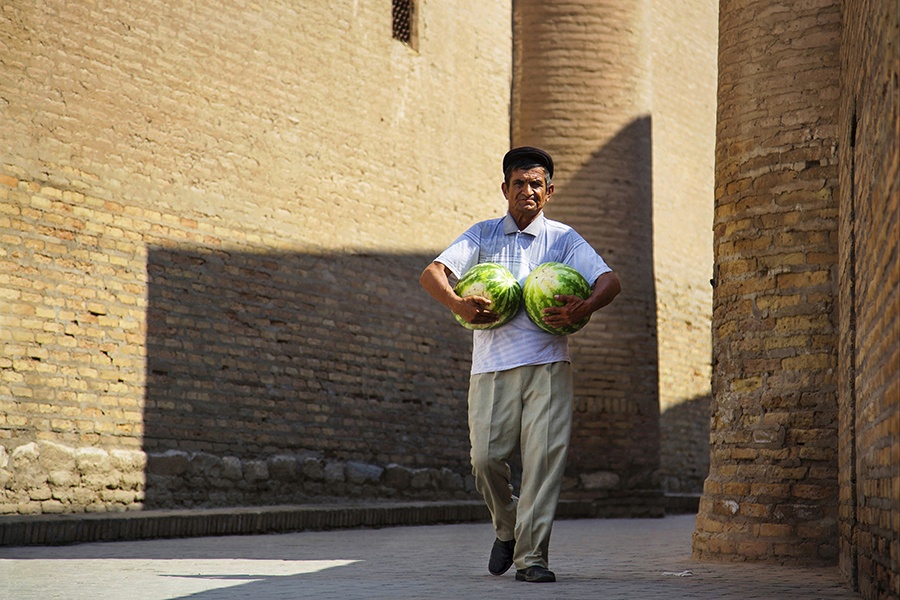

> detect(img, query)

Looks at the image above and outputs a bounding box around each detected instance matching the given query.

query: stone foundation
[0,441,479,515]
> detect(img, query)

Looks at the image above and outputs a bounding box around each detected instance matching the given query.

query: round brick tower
[511,1,661,503]
[692,0,843,563]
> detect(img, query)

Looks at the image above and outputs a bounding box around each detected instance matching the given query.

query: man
[419,147,621,583]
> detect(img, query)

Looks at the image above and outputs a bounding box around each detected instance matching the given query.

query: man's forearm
[586,271,621,314]
[420,261,460,312]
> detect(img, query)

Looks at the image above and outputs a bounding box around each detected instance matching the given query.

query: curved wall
[693,0,842,564]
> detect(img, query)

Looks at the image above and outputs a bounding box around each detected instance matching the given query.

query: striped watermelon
[523,262,592,335]
[453,263,522,330]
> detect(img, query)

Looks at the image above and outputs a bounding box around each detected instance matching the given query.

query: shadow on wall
[141,116,710,508]
[549,116,662,490]
[659,394,711,495]
[143,248,474,508]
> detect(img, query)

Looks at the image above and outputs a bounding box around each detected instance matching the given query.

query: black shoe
[488,538,515,575]
[515,565,556,583]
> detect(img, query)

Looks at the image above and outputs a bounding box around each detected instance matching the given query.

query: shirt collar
[503,212,545,237]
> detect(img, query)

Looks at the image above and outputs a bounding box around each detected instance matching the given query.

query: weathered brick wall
[513,2,716,492]
[512,0,717,497]
[512,0,660,496]
[0,0,513,513]
[693,0,842,564]
[0,0,812,535]
[650,0,718,495]
[837,2,899,597]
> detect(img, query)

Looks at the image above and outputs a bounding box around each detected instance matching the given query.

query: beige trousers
[467,361,574,570]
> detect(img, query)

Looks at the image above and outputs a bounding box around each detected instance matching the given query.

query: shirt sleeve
[564,235,613,286]
[433,223,482,282]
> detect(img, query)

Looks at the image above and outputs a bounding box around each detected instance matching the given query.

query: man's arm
[583,271,621,313]
[419,261,499,326]
[540,271,621,330]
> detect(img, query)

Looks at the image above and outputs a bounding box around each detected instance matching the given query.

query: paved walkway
[0,514,859,600]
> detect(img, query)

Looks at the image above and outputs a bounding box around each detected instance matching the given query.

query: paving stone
[0,514,859,600]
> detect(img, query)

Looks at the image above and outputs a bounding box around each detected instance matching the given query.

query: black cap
[502,146,554,179]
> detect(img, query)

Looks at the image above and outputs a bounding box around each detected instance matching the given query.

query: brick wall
[649,0,718,403]
[650,0,718,495]
[693,0,842,564]
[0,0,739,528]
[0,0,513,512]
[512,0,717,496]
[838,2,899,597]
[512,0,661,495]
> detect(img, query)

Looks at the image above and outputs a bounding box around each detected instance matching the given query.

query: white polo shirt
[434,212,612,374]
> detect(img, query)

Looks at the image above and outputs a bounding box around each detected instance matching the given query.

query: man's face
[502,167,553,226]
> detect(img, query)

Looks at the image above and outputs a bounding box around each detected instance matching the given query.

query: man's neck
[511,211,541,231]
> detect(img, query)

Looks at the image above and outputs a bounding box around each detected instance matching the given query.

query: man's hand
[541,271,621,329]
[540,294,589,329]
[420,261,500,326]
[454,295,500,326]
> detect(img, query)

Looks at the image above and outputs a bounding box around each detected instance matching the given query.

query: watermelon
[523,262,592,335]
[453,263,522,330]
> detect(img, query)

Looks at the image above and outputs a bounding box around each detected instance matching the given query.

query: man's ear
[501,181,509,197]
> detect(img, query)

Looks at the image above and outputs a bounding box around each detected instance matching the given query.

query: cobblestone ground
[0,514,860,600]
